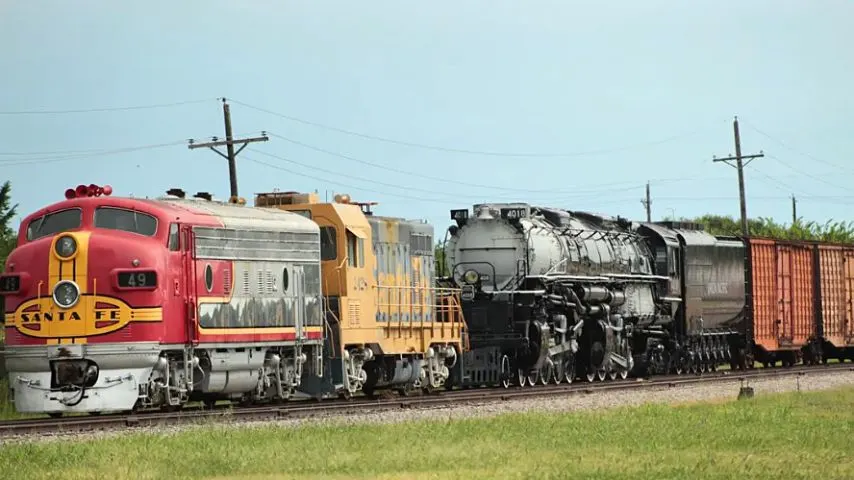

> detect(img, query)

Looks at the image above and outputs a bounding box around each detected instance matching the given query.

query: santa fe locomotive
[441,201,852,388]
[1,184,464,416]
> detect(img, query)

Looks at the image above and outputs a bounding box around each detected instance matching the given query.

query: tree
[663,213,854,244]
[0,181,18,272]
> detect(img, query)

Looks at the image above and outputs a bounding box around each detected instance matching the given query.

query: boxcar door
[777,245,793,345]
[845,249,854,345]
[292,265,305,340]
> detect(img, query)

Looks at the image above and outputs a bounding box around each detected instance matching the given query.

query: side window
[168,223,180,251]
[357,237,364,268]
[320,226,337,261]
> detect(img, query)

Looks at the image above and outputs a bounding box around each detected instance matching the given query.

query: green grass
[2,387,854,480]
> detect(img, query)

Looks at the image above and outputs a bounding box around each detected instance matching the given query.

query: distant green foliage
[0,181,17,272]
[666,213,854,244]
[434,244,448,277]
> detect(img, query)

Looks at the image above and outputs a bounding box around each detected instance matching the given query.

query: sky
[1,1,852,238]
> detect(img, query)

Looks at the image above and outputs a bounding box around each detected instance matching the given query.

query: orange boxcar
[749,238,816,364]
[816,244,854,358]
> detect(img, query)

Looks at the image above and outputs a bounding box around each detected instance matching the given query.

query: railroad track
[2,363,851,438]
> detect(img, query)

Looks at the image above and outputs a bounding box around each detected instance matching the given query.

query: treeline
[669,214,854,244]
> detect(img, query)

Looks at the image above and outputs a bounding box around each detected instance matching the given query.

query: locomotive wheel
[585,368,595,383]
[563,357,576,384]
[500,355,511,389]
[618,368,628,380]
[538,365,550,386]
[526,370,538,387]
[597,369,607,382]
[517,368,527,387]
[608,368,617,381]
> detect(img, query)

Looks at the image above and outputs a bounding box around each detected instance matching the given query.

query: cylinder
[577,286,610,303]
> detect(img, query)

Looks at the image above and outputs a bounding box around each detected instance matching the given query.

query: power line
[243,155,453,203]
[740,119,854,174]
[0,98,218,115]
[765,153,854,193]
[245,151,854,209]
[266,131,718,195]
[0,140,190,166]
[232,99,722,158]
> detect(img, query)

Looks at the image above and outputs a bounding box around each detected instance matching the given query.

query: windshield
[94,207,157,236]
[26,209,82,241]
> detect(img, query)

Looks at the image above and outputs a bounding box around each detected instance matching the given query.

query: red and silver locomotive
[1,185,324,416]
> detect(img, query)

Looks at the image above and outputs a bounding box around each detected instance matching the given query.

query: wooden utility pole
[188,98,269,203]
[713,116,764,237]
[791,194,797,224]
[640,181,652,222]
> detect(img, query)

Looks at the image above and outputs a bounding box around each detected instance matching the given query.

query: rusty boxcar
[814,244,854,361]
[748,238,819,366]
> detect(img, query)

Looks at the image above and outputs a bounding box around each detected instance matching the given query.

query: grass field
[2,386,854,480]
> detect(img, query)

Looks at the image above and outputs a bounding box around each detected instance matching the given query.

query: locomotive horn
[65,188,76,199]
[88,184,99,197]
[102,185,113,196]
[75,184,88,197]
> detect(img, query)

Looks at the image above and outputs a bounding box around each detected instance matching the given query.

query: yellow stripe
[198,326,324,336]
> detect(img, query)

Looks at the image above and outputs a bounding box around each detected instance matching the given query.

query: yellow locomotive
[255,191,466,397]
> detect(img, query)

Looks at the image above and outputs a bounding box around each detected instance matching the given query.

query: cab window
[168,223,180,251]
[26,208,82,241]
[320,226,337,261]
[94,207,157,236]
[347,231,364,268]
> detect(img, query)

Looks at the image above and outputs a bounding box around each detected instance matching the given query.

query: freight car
[441,203,751,388]
[746,237,854,367]
[1,186,466,415]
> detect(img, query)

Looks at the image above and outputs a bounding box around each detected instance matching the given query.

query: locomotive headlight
[54,235,77,259]
[53,280,80,309]
[463,269,480,285]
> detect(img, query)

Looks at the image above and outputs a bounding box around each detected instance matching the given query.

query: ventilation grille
[242,270,251,295]
[348,300,361,327]
[223,268,232,295]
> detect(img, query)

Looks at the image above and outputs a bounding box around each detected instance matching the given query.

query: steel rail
[2,363,851,439]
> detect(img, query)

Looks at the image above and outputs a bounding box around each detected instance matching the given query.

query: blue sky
[1,1,852,237]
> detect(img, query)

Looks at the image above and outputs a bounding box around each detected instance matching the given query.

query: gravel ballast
[5,369,854,445]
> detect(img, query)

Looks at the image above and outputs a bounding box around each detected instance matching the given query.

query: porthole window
[204,264,213,292]
[282,267,289,292]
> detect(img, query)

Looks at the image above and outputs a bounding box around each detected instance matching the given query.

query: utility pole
[188,98,269,203]
[640,181,652,222]
[791,194,797,224]
[712,116,764,237]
